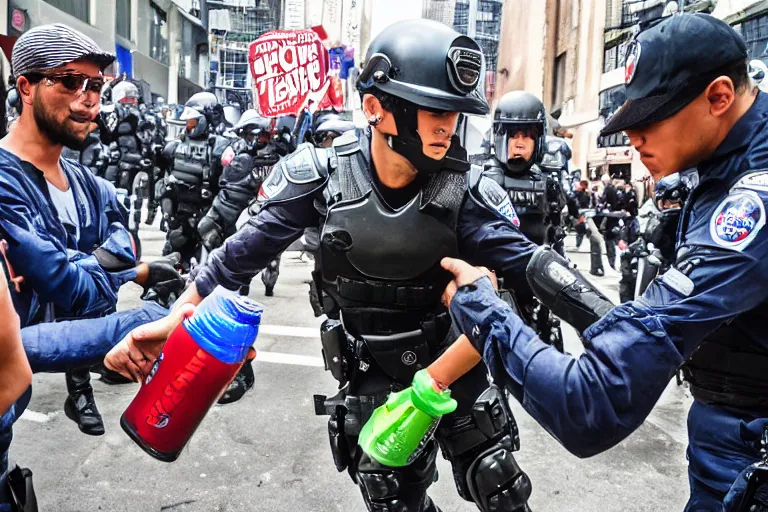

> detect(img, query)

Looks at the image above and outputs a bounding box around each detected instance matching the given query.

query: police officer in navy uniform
[108,19,540,512]
[439,14,768,511]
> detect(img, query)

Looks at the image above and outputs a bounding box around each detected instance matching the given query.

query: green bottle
[358,369,458,467]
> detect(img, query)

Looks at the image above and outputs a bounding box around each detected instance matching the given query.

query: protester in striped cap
[0,23,181,450]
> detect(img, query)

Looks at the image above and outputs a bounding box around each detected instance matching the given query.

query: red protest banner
[249,29,330,117]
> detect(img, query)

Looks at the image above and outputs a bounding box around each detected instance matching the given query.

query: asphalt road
[11,222,693,512]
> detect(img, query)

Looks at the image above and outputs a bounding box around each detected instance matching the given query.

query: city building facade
[4,0,207,104]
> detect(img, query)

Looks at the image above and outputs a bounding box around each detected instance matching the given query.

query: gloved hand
[140,254,185,308]
[358,369,457,467]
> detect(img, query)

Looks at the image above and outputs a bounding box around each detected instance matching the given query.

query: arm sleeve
[457,196,538,308]
[0,189,122,318]
[195,199,319,297]
[450,222,768,458]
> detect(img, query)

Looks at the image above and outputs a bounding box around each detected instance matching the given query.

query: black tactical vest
[318,135,466,341]
[501,168,549,245]
[172,138,211,204]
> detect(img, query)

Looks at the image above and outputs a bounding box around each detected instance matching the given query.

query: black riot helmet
[186,91,221,129]
[357,19,489,174]
[493,91,547,174]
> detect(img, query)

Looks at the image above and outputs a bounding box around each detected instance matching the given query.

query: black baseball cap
[600,13,747,136]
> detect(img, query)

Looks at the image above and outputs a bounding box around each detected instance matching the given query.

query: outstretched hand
[441,257,498,308]
[104,303,196,382]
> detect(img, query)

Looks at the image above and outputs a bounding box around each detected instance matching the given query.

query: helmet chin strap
[384,101,445,174]
[506,156,534,174]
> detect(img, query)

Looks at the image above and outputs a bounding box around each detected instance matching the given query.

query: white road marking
[255,350,324,367]
[19,410,53,423]
[259,324,318,338]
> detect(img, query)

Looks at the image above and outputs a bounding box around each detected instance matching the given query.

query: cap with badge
[601,13,748,136]
[11,23,115,79]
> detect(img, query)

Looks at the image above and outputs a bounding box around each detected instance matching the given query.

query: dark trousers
[685,400,768,511]
[335,359,525,511]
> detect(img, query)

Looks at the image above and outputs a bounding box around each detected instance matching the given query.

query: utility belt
[316,313,450,390]
[683,342,768,411]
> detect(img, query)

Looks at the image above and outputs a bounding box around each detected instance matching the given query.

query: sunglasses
[25,71,105,96]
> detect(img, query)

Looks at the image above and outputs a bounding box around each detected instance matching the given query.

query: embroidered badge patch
[478,177,521,226]
[709,190,766,251]
[625,40,641,85]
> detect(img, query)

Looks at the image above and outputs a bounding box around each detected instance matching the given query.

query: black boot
[264,285,274,297]
[218,359,255,405]
[64,369,105,436]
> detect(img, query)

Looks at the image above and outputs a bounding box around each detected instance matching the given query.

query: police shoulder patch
[709,189,766,252]
[732,170,768,193]
[478,175,521,227]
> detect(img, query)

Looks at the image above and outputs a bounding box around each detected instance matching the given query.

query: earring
[368,113,382,126]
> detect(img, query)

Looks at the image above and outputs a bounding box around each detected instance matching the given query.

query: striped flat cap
[12,23,115,78]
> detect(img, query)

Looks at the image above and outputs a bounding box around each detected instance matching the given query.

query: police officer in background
[439,14,768,511]
[108,19,537,512]
[197,109,276,256]
[483,91,569,351]
[483,92,568,254]
[160,92,229,270]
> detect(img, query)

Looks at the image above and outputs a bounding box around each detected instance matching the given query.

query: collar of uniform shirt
[700,90,766,176]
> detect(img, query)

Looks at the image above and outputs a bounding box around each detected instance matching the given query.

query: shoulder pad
[467,165,521,227]
[282,143,329,183]
[331,130,360,155]
[258,143,329,205]
[212,136,230,159]
[162,140,180,160]
[232,138,248,155]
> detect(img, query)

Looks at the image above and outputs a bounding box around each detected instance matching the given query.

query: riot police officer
[109,19,537,512]
[484,91,568,253]
[618,170,697,303]
[483,91,569,351]
[103,81,152,250]
[198,110,277,271]
[159,92,229,270]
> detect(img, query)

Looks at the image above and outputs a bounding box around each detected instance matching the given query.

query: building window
[552,53,566,114]
[116,0,131,40]
[603,39,631,73]
[219,48,249,88]
[150,2,169,65]
[43,0,89,23]
[737,14,768,64]
[598,85,629,147]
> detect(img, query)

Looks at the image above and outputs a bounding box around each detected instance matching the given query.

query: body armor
[160,131,227,268]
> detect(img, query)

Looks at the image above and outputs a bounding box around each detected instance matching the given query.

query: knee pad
[356,445,437,512]
[466,437,532,512]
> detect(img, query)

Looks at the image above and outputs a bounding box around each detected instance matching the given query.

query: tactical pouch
[6,466,38,512]
[362,330,431,386]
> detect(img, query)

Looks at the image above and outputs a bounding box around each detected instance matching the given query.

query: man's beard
[33,95,87,149]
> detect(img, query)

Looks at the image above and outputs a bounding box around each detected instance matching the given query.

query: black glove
[140,254,185,308]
